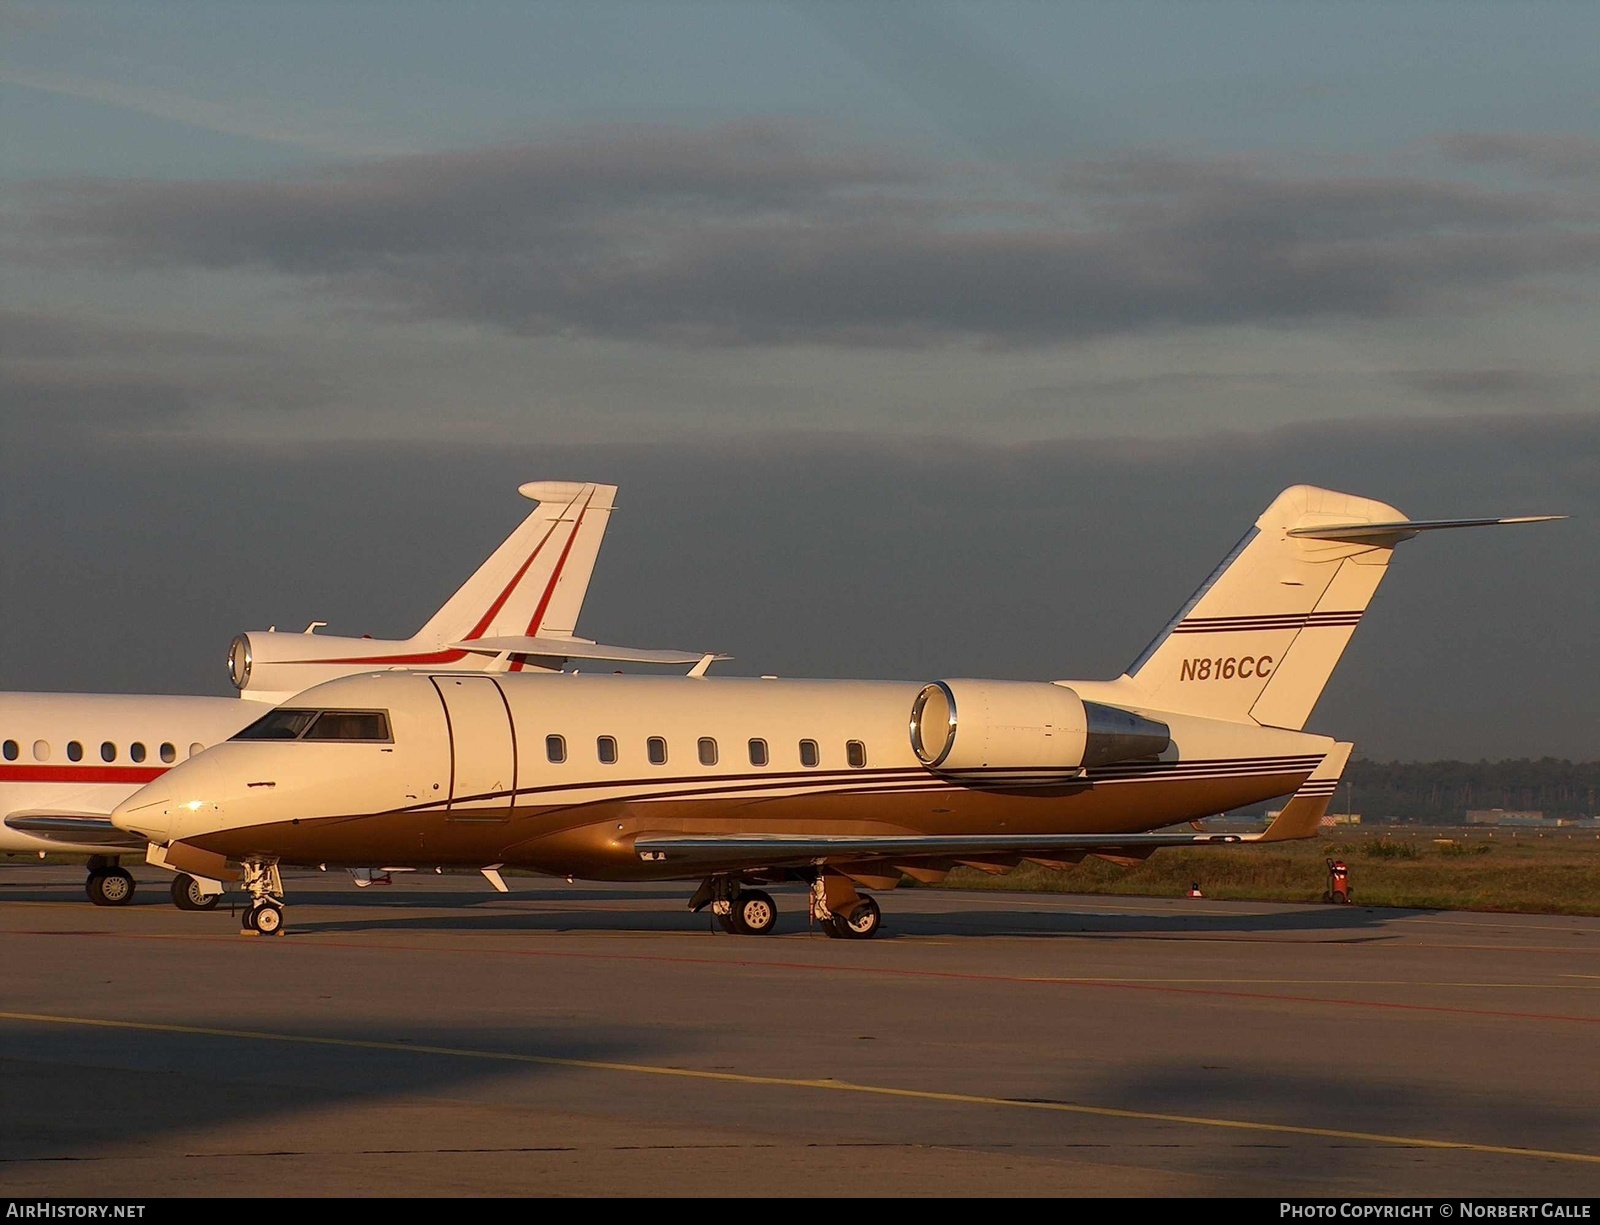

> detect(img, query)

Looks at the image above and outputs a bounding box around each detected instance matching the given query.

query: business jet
[109,485,1560,938]
[3,481,716,908]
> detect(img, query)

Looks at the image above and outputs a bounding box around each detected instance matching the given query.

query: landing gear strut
[689,876,779,935]
[85,856,135,907]
[810,871,881,939]
[240,858,285,935]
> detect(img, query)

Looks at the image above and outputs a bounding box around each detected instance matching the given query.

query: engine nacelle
[228,631,448,703]
[909,679,1170,783]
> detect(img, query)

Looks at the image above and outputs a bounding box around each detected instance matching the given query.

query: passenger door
[430,675,515,819]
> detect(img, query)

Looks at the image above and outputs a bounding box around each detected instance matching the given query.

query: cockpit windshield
[233,709,391,743]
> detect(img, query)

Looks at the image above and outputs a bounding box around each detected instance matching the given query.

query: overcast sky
[2,2,1596,759]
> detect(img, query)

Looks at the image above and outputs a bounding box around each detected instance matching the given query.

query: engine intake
[909,679,1170,783]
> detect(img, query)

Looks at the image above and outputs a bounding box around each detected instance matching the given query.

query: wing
[633,743,1354,874]
[4,811,147,849]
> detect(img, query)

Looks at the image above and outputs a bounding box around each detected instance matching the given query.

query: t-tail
[1119,485,1561,730]
[228,481,724,703]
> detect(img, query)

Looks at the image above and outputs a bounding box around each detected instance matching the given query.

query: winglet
[1252,742,1353,843]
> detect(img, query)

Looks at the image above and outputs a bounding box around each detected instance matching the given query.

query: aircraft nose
[112,754,224,842]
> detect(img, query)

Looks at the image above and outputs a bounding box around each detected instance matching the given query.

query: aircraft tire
[832,896,881,939]
[734,890,776,936]
[87,868,135,907]
[171,874,219,911]
[252,903,284,935]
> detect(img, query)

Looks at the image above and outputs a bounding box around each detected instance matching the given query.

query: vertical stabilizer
[415,482,617,647]
[1123,486,1404,729]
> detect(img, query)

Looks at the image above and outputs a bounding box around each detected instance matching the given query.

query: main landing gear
[171,873,221,912]
[240,858,285,936]
[690,877,779,935]
[810,871,881,940]
[85,855,135,907]
[687,871,883,939]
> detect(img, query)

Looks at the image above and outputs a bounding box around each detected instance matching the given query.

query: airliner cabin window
[799,739,819,768]
[302,711,390,742]
[546,734,566,764]
[101,741,116,763]
[130,742,146,763]
[34,740,50,761]
[2,739,17,761]
[846,740,867,769]
[748,738,769,767]
[647,736,668,765]
[698,737,718,766]
[67,741,83,762]
[159,742,176,763]
[597,735,618,765]
[189,742,205,758]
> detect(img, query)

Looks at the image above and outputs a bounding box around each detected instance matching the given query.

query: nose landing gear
[240,858,286,936]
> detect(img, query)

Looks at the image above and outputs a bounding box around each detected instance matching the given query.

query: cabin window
[846,740,867,769]
[647,736,668,765]
[33,740,50,761]
[234,709,319,741]
[597,735,618,765]
[159,742,176,763]
[101,741,116,763]
[130,742,146,763]
[748,738,769,767]
[302,711,391,742]
[799,739,819,768]
[188,743,205,758]
[67,741,83,762]
[546,734,566,764]
[697,737,718,766]
[2,739,16,761]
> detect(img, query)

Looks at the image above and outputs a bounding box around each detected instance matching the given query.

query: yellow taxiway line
[3,1009,1597,1166]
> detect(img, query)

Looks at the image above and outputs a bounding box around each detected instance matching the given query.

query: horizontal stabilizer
[4,811,145,848]
[451,636,729,666]
[1287,515,1563,542]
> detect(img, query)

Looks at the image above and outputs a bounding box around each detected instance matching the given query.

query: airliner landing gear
[171,873,220,912]
[240,858,285,936]
[690,876,779,935]
[810,871,881,939]
[85,856,135,907]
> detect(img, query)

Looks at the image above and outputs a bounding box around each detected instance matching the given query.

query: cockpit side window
[233,709,320,741]
[302,710,392,742]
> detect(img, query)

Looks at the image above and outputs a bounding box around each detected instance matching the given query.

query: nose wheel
[243,901,284,934]
[239,858,286,936]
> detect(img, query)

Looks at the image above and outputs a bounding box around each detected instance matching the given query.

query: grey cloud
[0,309,326,430]
[1440,132,1600,180]
[28,125,1600,348]
[1394,367,1575,408]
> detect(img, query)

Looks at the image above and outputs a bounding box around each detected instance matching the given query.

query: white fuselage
[0,693,257,855]
[113,671,1332,880]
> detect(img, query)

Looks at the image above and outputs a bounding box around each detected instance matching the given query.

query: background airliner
[3,481,716,907]
[110,485,1561,938]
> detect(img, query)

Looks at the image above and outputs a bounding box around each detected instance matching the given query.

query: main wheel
[717,909,741,934]
[831,896,881,939]
[251,903,284,935]
[87,867,135,907]
[733,890,776,936]
[171,874,219,911]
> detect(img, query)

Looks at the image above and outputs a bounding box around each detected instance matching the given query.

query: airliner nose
[112,754,224,843]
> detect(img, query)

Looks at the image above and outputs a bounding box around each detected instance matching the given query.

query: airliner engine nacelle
[228,631,462,704]
[909,679,1170,783]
